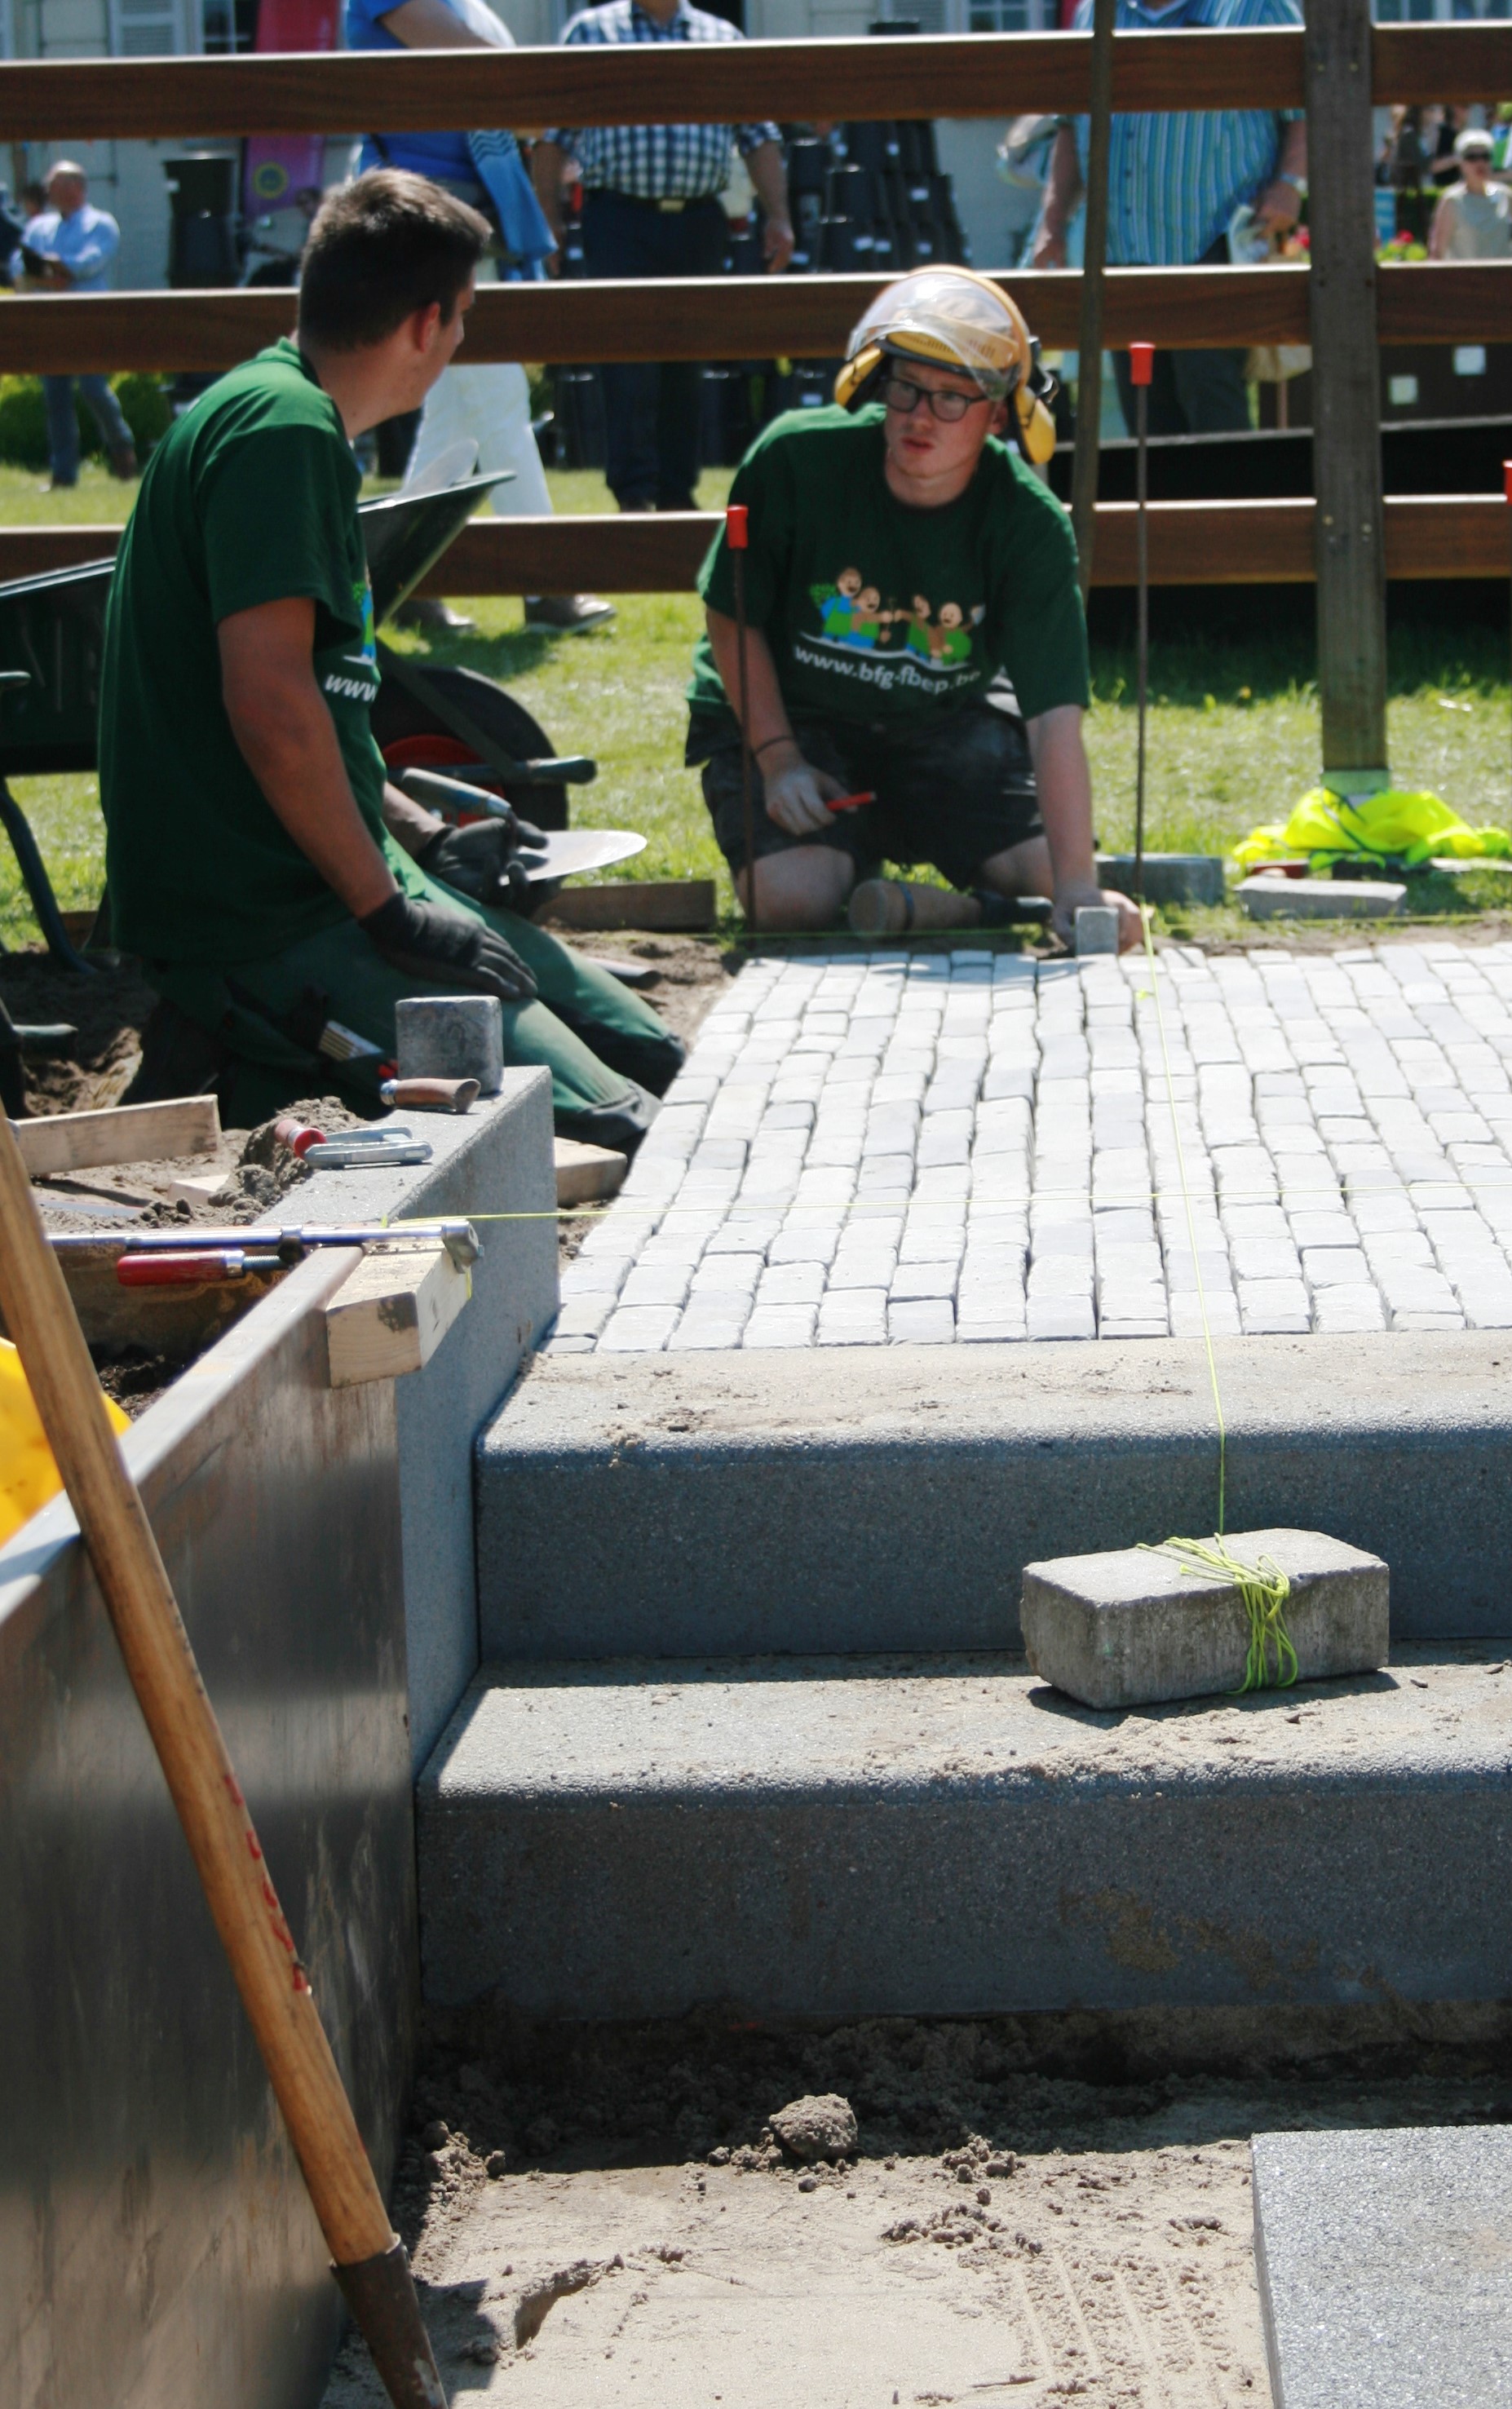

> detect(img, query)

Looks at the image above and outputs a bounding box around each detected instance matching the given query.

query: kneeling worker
[99,170,679,1148]
[687,267,1138,950]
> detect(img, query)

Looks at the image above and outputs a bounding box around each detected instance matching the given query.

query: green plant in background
[0,374,172,470]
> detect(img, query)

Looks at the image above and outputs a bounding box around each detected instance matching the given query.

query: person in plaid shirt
[532,0,794,513]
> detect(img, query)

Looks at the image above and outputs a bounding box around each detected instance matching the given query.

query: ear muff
[833,341,887,413]
[1015,385,1059,467]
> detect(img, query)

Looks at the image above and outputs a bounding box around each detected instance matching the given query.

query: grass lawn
[3,460,1512,948]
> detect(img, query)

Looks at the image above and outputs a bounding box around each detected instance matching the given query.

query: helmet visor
[844,269,1024,401]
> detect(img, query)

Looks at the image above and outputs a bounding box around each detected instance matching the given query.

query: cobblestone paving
[549,938,1512,1352]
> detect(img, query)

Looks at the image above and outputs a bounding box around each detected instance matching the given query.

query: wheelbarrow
[0,463,608,973]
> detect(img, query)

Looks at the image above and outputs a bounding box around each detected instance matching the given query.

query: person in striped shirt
[532,0,794,515]
[1030,0,1306,438]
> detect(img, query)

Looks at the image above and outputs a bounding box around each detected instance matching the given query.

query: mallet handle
[0,1112,444,2407]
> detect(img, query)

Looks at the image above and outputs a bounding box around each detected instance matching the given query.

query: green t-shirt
[99,338,387,968]
[687,405,1090,748]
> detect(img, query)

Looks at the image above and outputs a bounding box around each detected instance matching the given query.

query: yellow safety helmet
[833,265,1059,468]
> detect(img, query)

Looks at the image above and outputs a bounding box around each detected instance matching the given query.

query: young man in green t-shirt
[99,169,679,1147]
[687,267,1138,950]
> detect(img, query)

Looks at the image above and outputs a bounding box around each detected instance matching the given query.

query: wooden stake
[0,1109,448,2409]
[1070,0,1117,604]
[1305,0,1389,785]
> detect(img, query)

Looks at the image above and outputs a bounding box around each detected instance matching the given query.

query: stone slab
[476,1337,1512,1660]
[1239,877,1407,922]
[416,1645,1512,2015]
[1020,1527,1389,1708]
[1252,2125,1512,2409]
[1098,852,1227,907]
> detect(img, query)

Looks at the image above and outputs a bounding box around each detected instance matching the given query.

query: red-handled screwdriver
[117,1249,282,1288]
[826,790,877,813]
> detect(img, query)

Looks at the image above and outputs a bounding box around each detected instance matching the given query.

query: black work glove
[358,891,537,1004]
[416,814,546,911]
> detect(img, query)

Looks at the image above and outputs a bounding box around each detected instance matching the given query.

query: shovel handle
[0,1113,447,2409]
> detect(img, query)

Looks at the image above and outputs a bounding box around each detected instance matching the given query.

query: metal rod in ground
[0,1112,449,2409]
[1505,461,1512,811]
[727,502,758,935]
[1132,343,1154,904]
[1069,0,1117,605]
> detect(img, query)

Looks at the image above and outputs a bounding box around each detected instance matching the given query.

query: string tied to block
[1139,1536,1298,1693]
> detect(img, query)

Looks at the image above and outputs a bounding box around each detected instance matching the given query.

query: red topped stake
[1503,460,1512,505]
[726,503,749,549]
[1130,343,1155,388]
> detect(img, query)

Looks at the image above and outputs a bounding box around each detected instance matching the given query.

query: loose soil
[324,2007,1512,2409]
[0,950,155,1115]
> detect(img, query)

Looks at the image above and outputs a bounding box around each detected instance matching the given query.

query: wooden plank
[542,877,718,930]
[7,499,1504,597]
[554,1138,626,1209]
[324,1240,469,1387]
[1383,493,1508,579]
[0,526,118,577]
[1373,260,1512,343]
[0,22,1501,143]
[0,30,1306,142]
[8,259,1511,376]
[14,1096,222,1180]
[0,266,1322,375]
[1306,0,1388,780]
[1373,21,1512,102]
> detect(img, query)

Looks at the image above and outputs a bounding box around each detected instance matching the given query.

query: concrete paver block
[395,992,504,1092]
[1253,2126,1512,2409]
[1020,1527,1389,1708]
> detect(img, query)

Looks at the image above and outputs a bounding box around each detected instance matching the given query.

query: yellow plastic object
[0,1336,129,1547]
[1235,787,1512,874]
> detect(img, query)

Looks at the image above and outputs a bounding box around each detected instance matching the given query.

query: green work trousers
[148,850,677,1130]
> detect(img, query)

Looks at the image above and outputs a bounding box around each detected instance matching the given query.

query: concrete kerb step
[475,1333,1512,1664]
[417,1644,1512,2018]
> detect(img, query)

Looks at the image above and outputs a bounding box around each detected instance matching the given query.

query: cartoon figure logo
[802,568,985,679]
[811,567,864,641]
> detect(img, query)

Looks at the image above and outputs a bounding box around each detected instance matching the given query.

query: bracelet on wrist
[753,733,795,759]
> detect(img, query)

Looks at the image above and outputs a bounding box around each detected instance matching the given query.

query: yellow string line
[1138,1534,1298,1693]
[1139,905,1230,1533]
[387,1156,1512,1231]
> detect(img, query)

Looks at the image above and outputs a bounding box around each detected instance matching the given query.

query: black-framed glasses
[879,372,988,423]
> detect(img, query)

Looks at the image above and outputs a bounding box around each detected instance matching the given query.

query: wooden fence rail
[2,262,1505,374]
[0,497,1500,595]
[0,22,1503,141]
[0,8,1503,781]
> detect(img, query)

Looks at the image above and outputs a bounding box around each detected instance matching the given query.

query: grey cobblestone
[547,939,1512,1350]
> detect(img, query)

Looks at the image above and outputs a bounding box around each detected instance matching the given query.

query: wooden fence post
[1305,0,1390,789]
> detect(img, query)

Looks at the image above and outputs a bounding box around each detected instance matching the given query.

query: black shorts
[693,681,1043,889]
